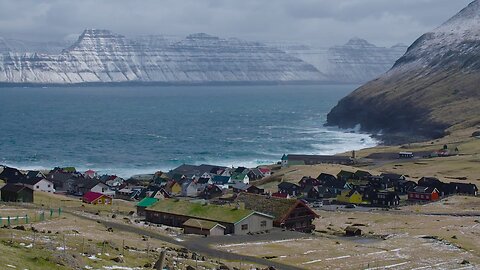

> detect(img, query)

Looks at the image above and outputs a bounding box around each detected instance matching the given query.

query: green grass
[0,240,70,270]
[148,199,255,223]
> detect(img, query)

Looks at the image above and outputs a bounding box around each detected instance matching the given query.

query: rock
[13,225,26,231]
[186,266,196,270]
[107,227,114,232]
[111,214,117,219]
[472,131,480,137]
[461,260,470,265]
[144,262,152,268]
[111,257,124,263]
[218,265,230,270]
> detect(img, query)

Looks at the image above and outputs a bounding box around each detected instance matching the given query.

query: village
[0,141,479,269]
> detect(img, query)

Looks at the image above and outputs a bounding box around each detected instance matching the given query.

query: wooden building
[145,199,274,235]
[408,186,439,201]
[183,218,226,236]
[0,184,34,203]
[235,193,319,232]
[136,197,159,216]
[82,191,113,205]
[282,154,354,167]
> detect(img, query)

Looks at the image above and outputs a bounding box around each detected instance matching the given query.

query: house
[230,173,250,185]
[0,184,34,203]
[144,199,274,235]
[84,170,97,178]
[82,191,113,205]
[116,188,142,201]
[320,175,348,195]
[247,168,264,181]
[418,177,448,196]
[398,152,414,158]
[394,180,417,194]
[282,154,355,167]
[199,184,224,199]
[136,197,159,216]
[165,181,182,195]
[47,171,76,192]
[370,191,400,207]
[337,170,355,182]
[150,188,171,200]
[354,170,372,180]
[345,226,362,236]
[258,168,272,177]
[232,183,264,194]
[183,218,226,236]
[0,167,24,183]
[235,193,319,232]
[448,182,478,196]
[277,182,302,196]
[408,186,440,201]
[336,190,363,204]
[367,176,393,190]
[181,180,207,197]
[78,180,115,197]
[301,186,320,201]
[22,177,55,193]
[25,170,47,180]
[212,175,231,189]
[298,176,321,188]
[380,173,407,183]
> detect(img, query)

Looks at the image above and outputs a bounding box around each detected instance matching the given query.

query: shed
[183,218,226,236]
[136,197,159,216]
[345,226,362,236]
[0,184,34,203]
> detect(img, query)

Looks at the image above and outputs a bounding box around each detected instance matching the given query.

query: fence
[0,208,62,226]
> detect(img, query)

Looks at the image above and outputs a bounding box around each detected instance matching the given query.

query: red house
[83,191,113,205]
[408,186,439,201]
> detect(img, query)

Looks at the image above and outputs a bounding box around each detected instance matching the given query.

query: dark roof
[317,173,337,182]
[0,183,33,193]
[337,170,355,179]
[197,178,210,184]
[412,186,438,194]
[380,173,405,181]
[278,182,301,190]
[232,183,251,191]
[212,175,230,185]
[0,167,25,182]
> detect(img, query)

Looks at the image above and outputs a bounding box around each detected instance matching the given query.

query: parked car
[345,204,357,209]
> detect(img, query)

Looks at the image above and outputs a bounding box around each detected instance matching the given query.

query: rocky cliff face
[327,0,480,141]
[275,39,407,84]
[0,30,326,84]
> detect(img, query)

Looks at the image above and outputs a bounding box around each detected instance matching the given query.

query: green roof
[183,218,226,230]
[146,199,255,224]
[137,197,159,208]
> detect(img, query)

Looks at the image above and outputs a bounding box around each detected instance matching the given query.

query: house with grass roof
[235,193,319,232]
[145,199,274,235]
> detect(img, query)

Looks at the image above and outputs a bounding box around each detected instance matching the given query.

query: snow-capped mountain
[327,0,480,142]
[0,30,325,84]
[272,38,407,84]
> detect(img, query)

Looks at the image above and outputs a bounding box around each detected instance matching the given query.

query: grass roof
[136,197,159,208]
[235,193,298,222]
[146,199,255,224]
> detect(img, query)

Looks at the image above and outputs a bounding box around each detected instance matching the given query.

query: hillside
[327,0,480,142]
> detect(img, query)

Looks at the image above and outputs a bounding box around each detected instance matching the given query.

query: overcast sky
[0,0,473,47]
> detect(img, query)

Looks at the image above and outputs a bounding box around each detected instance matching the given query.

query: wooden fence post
[155,250,166,270]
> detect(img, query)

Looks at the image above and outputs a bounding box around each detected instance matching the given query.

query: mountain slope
[274,39,407,84]
[327,0,480,141]
[0,30,326,84]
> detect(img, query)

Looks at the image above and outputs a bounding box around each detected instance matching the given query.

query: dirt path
[68,211,304,270]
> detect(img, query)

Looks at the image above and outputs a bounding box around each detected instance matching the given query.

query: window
[261,221,267,227]
[36,185,40,189]
[241,224,248,230]
[48,185,51,188]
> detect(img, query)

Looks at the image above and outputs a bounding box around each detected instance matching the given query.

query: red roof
[83,191,109,203]
[259,168,271,174]
[272,192,288,198]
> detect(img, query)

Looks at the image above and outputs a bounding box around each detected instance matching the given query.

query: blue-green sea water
[0,84,376,177]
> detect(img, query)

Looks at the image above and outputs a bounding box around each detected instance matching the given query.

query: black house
[0,167,25,183]
[394,180,417,194]
[298,176,321,188]
[448,182,478,196]
[278,182,302,196]
[418,177,449,196]
[370,191,400,207]
[0,184,34,203]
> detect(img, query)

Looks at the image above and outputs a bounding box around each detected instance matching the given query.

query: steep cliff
[327,0,480,141]
[0,30,325,84]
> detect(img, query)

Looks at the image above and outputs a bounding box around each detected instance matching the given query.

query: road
[68,211,304,270]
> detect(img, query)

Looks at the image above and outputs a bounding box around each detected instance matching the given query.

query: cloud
[0,0,473,46]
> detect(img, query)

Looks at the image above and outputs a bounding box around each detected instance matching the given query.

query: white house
[29,178,56,193]
[90,182,116,197]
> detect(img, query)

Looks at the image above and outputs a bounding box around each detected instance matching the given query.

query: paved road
[68,211,304,270]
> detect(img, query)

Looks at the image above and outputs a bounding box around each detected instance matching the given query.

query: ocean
[0,84,377,177]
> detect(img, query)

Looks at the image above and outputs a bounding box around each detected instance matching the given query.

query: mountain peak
[186,33,220,40]
[435,0,480,35]
[345,38,374,48]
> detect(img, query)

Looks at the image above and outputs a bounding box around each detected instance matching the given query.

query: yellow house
[167,182,182,195]
[336,190,363,204]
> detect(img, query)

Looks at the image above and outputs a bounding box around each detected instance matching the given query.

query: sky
[0,0,474,47]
